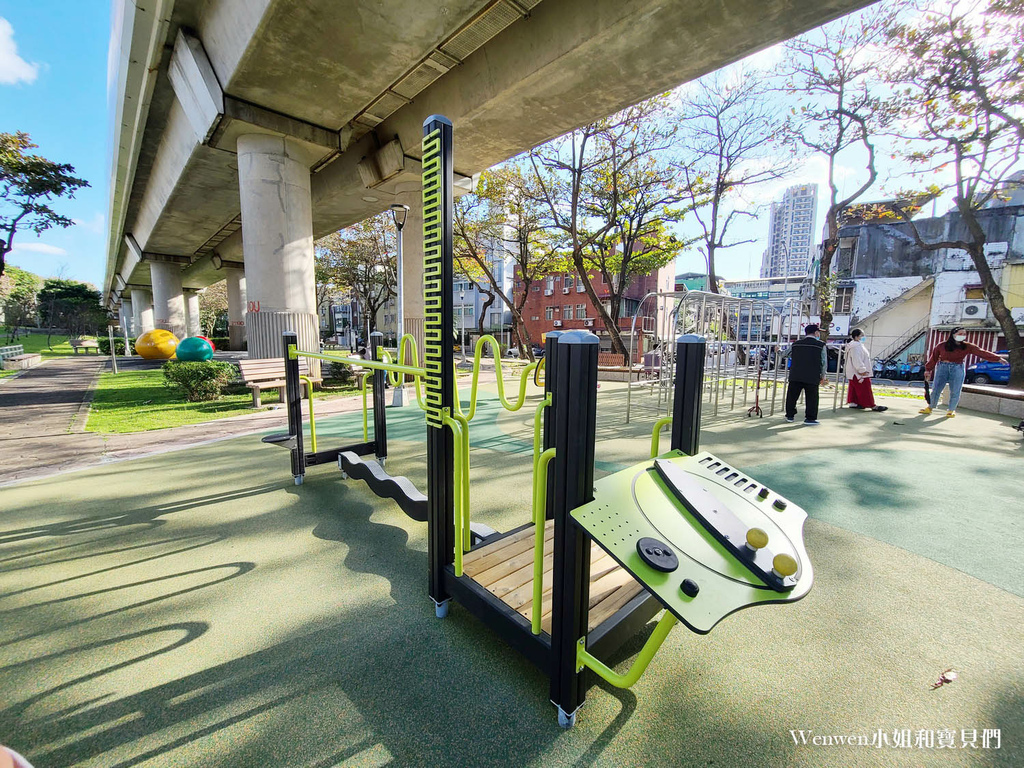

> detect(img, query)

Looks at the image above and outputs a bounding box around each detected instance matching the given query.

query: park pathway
[0,358,510,486]
[0,356,108,484]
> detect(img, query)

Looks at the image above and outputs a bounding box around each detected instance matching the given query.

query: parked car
[966,352,1010,385]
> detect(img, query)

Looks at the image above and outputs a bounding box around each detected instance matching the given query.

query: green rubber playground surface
[1,382,1021,767]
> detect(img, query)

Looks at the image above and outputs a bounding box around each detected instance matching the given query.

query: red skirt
[847,376,876,408]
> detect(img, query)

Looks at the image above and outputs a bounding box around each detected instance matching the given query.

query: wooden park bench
[70,339,101,354]
[238,357,322,408]
[2,352,41,371]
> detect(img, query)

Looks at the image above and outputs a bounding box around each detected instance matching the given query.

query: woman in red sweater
[921,327,1008,417]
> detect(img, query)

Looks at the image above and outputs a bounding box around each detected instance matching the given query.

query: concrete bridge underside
[105,0,874,356]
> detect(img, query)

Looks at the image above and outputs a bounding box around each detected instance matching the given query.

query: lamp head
[390,203,410,230]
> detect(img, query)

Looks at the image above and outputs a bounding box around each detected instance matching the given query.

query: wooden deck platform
[462,520,645,635]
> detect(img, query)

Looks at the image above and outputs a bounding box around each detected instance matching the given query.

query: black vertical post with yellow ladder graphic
[422,115,456,614]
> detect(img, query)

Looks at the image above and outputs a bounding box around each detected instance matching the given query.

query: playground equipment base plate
[572,450,813,634]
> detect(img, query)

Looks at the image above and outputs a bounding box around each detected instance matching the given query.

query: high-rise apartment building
[759,184,818,278]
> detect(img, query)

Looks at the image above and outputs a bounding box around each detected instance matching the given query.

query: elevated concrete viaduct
[105,0,873,356]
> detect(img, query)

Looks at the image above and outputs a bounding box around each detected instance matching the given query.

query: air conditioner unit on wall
[584,319,594,327]
[563,288,571,294]
[544,289,553,296]
[961,301,988,320]
[553,320,562,327]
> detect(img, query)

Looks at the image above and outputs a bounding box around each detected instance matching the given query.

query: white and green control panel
[572,450,814,634]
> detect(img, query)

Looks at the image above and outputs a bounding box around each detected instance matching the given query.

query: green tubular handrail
[452,410,471,551]
[651,417,673,458]
[530,394,554,634]
[379,346,429,412]
[531,446,556,634]
[288,344,425,378]
[576,611,679,688]
[441,410,467,576]
[452,335,539,421]
[299,375,317,453]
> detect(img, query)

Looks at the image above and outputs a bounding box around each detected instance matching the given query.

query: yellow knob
[773,553,798,578]
[745,528,769,550]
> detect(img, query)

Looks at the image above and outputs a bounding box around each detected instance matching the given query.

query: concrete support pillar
[150,261,187,338]
[236,134,318,366]
[185,291,201,337]
[225,268,247,351]
[396,186,425,360]
[119,298,133,335]
[131,288,154,335]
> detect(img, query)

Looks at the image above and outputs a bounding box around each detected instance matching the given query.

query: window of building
[964,286,985,299]
[576,304,586,319]
[834,286,854,314]
[565,274,574,291]
[577,281,586,292]
[546,276,555,291]
[545,306,554,320]
[564,304,572,318]
[463,305,474,318]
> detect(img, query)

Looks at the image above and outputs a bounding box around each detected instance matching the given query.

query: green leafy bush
[327,361,355,385]
[208,337,231,351]
[162,360,236,402]
[98,337,135,355]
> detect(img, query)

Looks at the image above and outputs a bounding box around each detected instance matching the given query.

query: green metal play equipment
[268,114,814,728]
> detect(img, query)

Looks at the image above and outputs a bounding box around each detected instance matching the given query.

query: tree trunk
[706,245,720,294]
[572,258,626,355]
[967,243,1024,388]
[478,291,495,336]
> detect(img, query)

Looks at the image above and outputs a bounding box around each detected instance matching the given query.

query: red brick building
[514,265,674,358]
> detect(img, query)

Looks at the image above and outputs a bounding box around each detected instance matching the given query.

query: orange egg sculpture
[135,329,180,360]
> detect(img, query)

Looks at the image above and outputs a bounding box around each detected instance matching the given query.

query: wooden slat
[463,524,536,567]
[463,525,549,575]
[465,520,643,636]
[469,526,555,589]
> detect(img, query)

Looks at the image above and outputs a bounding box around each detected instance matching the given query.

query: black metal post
[671,333,706,456]
[542,331,562,520]
[369,331,388,463]
[548,330,599,727]
[423,115,456,615]
[283,331,305,484]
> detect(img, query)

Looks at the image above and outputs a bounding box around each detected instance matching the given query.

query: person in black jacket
[785,324,828,425]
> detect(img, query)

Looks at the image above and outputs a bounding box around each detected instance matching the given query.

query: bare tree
[884,0,1023,385]
[779,3,902,329]
[677,74,794,294]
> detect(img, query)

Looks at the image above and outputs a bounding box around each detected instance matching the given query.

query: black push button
[758,487,769,499]
[636,537,679,572]
[773,499,788,511]
[681,578,700,597]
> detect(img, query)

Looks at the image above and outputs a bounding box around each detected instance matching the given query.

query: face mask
[954,335,967,342]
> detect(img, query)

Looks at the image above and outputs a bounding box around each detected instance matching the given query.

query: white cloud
[11,242,68,256]
[73,212,107,236]
[0,18,39,86]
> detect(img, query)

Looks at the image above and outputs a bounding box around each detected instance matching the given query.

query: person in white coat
[844,329,887,412]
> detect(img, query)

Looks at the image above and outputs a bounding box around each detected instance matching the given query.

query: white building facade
[760,184,819,279]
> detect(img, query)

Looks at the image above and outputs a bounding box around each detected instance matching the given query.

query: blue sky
[1,2,111,287]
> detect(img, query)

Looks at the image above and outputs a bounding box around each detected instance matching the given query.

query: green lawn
[86,368,361,433]
[1,328,86,357]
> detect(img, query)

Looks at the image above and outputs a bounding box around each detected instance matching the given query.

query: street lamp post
[390,203,409,406]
